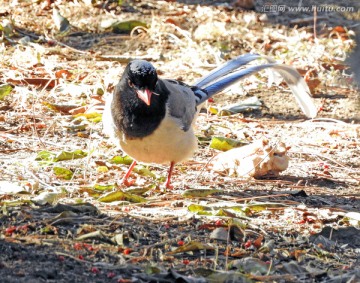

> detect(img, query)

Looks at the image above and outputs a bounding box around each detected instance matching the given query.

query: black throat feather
[110,78,170,139]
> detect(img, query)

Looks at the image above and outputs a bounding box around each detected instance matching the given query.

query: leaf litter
[0,0,360,282]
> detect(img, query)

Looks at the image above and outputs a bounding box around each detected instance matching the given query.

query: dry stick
[250,274,297,282]
[310,117,350,124]
[225,222,231,271]
[30,83,53,149]
[55,251,91,264]
[0,148,33,153]
[27,169,57,190]
[231,193,295,203]
[296,151,360,182]
[313,6,318,39]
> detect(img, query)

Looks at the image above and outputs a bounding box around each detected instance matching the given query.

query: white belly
[119,114,198,164]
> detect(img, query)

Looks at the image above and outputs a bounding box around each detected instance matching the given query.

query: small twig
[96,54,159,62]
[294,151,360,181]
[313,6,317,39]
[250,274,297,281]
[26,169,58,190]
[231,193,294,203]
[55,252,91,263]
[0,148,33,153]
[310,118,349,124]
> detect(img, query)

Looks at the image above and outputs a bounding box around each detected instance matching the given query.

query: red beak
[136,89,152,106]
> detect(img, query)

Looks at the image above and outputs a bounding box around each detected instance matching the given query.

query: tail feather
[195,56,317,118]
[267,64,317,118]
[195,54,262,88]
[202,63,276,98]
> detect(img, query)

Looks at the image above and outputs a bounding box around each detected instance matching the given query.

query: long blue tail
[193,54,317,118]
[195,54,262,88]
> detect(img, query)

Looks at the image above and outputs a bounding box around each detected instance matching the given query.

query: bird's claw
[122,178,136,187]
[163,181,174,191]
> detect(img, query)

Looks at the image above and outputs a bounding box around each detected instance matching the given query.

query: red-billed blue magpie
[103,54,317,189]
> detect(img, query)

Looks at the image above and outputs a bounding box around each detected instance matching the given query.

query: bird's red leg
[164,161,175,190]
[122,160,137,186]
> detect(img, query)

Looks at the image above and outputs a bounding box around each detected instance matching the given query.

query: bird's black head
[126,60,158,106]
[112,59,170,138]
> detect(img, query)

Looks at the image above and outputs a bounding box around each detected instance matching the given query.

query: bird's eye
[128,80,135,88]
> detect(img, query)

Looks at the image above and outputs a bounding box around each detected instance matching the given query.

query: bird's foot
[163,162,175,190]
[122,178,136,187]
[163,181,174,190]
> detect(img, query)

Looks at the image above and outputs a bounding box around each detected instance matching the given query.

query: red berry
[5,226,16,235]
[91,267,100,274]
[78,255,84,260]
[58,255,65,262]
[123,248,132,255]
[20,225,29,232]
[107,272,116,278]
[73,243,83,250]
[183,259,190,265]
[83,243,94,251]
[215,220,223,226]
[177,240,184,246]
[244,240,252,249]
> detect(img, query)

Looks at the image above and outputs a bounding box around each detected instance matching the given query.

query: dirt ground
[0,0,359,282]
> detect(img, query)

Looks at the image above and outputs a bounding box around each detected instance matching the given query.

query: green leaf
[0,22,13,37]
[53,167,73,180]
[97,166,109,173]
[1,200,33,207]
[109,155,133,165]
[168,240,214,255]
[36,150,87,162]
[112,20,147,34]
[133,166,156,178]
[93,184,116,191]
[125,185,154,195]
[35,150,57,161]
[188,203,272,217]
[210,136,248,151]
[40,225,55,234]
[0,84,13,100]
[55,150,87,161]
[74,112,102,123]
[220,207,248,217]
[208,106,218,115]
[98,190,146,203]
[245,202,287,212]
[182,189,222,198]
[187,204,214,216]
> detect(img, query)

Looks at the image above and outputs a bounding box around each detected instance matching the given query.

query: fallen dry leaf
[209,138,290,178]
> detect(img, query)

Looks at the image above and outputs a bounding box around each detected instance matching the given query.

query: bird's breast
[119,114,198,164]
